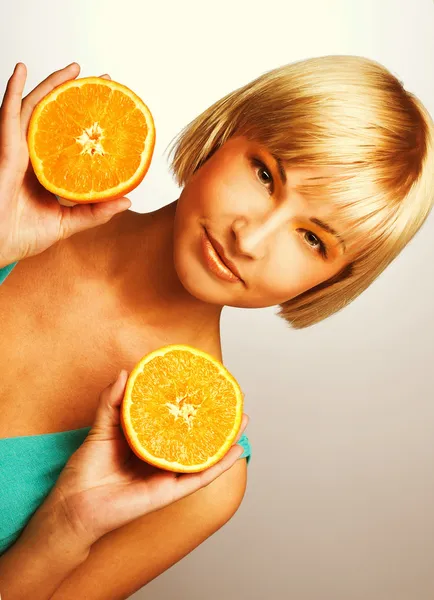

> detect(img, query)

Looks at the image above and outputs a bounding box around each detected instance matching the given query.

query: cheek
[196,160,261,217]
[260,242,330,303]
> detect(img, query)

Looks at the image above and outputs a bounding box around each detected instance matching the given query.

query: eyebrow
[271,153,287,186]
[310,218,346,251]
[270,153,346,252]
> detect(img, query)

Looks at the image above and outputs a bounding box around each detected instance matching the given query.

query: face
[173,136,349,309]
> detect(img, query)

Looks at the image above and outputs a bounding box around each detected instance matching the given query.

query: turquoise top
[0,262,251,555]
[0,261,18,284]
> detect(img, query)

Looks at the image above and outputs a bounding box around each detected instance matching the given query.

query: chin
[174,262,277,309]
[173,251,231,306]
[175,264,224,305]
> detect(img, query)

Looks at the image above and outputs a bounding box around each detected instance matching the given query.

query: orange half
[27,77,155,203]
[120,345,244,473]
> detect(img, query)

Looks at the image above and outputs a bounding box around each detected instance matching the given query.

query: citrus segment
[121,345,244,473]
[27,77,155,202]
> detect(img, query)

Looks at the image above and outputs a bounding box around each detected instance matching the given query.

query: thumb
[58,197,132,238]
[91,370,129,434]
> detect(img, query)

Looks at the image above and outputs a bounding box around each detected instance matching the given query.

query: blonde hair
[168,55,434,329]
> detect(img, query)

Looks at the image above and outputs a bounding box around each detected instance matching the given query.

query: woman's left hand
[43,370,249,547]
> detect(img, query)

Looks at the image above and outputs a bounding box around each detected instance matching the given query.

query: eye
[299,230,328,258]
[251,157,274,193]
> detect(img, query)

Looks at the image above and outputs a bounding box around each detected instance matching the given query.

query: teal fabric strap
[0,262,18,284]
[237,433,251,464]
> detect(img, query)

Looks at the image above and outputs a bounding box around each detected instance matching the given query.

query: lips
[207,231,243,280]
[202,228,244,284]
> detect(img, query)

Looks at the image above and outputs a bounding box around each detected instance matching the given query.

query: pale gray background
[1,1,434,598]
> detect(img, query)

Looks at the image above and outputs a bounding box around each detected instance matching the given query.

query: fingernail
[66,62,79,69]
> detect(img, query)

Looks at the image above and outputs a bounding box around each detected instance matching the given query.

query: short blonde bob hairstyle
[169,55,434,329]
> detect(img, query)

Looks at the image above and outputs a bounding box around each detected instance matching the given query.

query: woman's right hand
[0,62,131,268]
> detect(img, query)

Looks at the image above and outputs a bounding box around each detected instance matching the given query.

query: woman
[0,55,433,598]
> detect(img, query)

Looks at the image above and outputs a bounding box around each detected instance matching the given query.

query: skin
[0,65,353,597]
[173,135,349,311]
[45,134,353,596]
[60,136,349,345]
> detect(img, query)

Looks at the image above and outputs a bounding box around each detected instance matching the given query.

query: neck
[64,200,223,340]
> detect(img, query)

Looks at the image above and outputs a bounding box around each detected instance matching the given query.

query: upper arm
[51,458,248,600]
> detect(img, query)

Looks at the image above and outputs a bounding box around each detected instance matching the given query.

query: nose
[232,207,289,259]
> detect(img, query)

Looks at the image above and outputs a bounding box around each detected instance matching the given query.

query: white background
[2,1,434,598]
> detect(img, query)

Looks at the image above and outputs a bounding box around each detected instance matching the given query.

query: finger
[234,414,249,444]
[174,444,245,500]
[98,74,111,80]
[58,197,132,239]
[20,62,81,135]
[102,369,129,409]
[108,370,129,408]
[0,63,27,160]
[92,370,129,432]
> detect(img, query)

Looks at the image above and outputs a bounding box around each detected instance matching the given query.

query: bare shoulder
[51,458,248,600]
